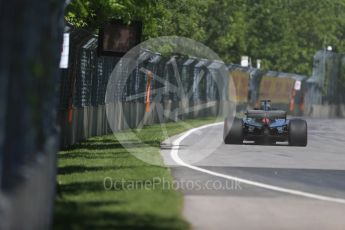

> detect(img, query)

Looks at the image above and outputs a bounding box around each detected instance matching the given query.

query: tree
[65,0,345,75]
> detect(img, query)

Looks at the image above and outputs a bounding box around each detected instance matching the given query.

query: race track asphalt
[160,118,345,230]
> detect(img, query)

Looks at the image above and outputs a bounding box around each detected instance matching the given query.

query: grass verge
[54,117,218,230]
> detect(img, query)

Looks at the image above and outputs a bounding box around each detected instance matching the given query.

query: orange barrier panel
[145,71,153,112]
[290,90,296,112]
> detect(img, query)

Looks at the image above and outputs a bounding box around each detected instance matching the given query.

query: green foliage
[65,0,345,75]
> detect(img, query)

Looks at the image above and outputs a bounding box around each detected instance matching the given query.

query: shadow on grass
[59,177,170,195]
[54,200,189,230]
[58,152,130,159]
[57,165,136,175]
[58,181,109,194]
[63,140,162,151]
[56,133,190,229]
[57,164,165,176]
[55,179,189,229]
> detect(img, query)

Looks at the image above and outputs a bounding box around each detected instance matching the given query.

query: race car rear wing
[246,110,287,120]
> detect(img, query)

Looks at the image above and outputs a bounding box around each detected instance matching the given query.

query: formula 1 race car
[223,100,307,146]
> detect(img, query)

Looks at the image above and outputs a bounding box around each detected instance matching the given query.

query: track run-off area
[161,118,345,230]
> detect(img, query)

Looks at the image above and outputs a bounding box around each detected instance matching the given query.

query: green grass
[54,117,219,230]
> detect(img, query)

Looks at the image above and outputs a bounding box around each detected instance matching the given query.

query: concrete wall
[58,100,224,148]
[306,104,345,118]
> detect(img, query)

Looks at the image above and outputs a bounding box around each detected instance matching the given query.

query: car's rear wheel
[288,119,307,146]
[224,117,243,144]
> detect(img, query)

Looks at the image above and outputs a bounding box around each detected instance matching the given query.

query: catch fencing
[58,28,118,147]
[59,28,315,147]
[58,28,229,147]
[305,50,345,117]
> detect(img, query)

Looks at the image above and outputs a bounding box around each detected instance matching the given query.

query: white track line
[170,122,345,204]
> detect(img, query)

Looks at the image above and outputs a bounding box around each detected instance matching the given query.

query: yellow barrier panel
[259,76,294,104]
[229,70,249,103]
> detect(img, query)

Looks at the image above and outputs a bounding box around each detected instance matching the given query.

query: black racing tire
[288,119,307,146]
[223,117,243,144]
